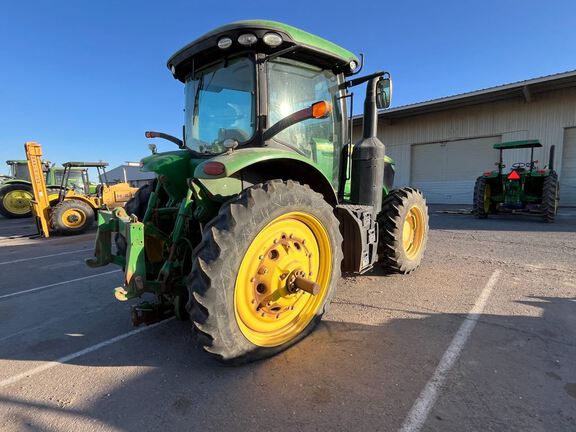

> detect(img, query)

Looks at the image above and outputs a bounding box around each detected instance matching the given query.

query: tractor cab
[57,161,134,206]
[474,140,559,221]
[6,160,33,181]
[58,162,105,199]
[151,20,393,198]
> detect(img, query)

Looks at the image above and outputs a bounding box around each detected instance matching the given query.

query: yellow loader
[25,142,139,237]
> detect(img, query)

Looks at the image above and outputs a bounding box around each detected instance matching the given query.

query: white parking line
[0,249,88,266]
[0,270,121,300]
[0,318,175,389]
[399,269,501,432]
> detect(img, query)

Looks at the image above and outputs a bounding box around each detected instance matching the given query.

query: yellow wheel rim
[483,184,491,213]
[61,208,86,228]
[234,211,332,347]
[2,189,33,215]
[402,206,425,259]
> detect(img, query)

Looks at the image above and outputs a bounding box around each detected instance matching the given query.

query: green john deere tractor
[473,140,559,222]
[0,159,89,218]
[87,20,429,363]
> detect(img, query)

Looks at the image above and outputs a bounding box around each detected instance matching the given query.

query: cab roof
[63,162,108,168]
[493,139,542,150]
[6,160,28,165]
[167,20,359,82]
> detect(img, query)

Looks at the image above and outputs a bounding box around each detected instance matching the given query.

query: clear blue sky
[2,0,576,173]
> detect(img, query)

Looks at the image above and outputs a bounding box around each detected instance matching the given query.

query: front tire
[188,180,343,363]
[377,187,429,274]
[51,199,95,235]
[473,177,491,218]
[542,172,559,223]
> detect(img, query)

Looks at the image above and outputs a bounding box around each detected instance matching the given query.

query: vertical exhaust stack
[350,77,386,217]
[549,145,555,171]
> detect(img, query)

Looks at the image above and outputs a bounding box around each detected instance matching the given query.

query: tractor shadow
[429,205,576,233]
[0,296,575,431]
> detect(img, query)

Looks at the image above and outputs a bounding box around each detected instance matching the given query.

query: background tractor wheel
[377,187,429,274]
[473,177,491,218]
[0,183,34,218]
[51,199,95,235]
[542,172,559,223]
[188,180,343,364]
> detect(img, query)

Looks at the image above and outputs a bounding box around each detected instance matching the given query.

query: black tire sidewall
[473,177,489,218]
[189,180,342,364]
[51,200,95,235]
[377,187,429,274]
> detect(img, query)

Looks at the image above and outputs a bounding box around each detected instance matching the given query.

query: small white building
[354,70,576,206]
[102,162,155,188]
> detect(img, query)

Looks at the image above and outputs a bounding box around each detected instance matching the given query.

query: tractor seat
[218,128,250,143]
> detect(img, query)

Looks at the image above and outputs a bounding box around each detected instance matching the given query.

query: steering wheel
[511,162,526,169]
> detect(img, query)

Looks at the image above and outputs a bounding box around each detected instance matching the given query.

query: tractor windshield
[53,169,85,188]
[11,163,30,181]
[184,56,255,154]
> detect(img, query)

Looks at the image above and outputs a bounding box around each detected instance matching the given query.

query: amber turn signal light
[311,101,332,119]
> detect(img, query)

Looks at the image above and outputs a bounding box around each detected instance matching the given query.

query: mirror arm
[341,71,385,89]
[145,131,185,149]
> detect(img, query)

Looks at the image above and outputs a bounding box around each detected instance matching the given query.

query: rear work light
[202,162,226,176]
[507,170,521,180]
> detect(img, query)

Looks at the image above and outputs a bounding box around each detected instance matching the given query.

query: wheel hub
[234,211,332,347]
[3,190,33,214]
[402,206,425,259]
[61,208,86,228]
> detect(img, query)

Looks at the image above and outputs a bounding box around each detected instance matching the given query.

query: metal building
[353,70,576,206]
[102,162,156,188]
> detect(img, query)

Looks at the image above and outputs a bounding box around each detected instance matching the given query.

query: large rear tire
[188,180,343,363]
[473,177,491,218]
[542,171,559,223]
[0,183,34,218]
[51,199,95,235]
[377,187,429,274]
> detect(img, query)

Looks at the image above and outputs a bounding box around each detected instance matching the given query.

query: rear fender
[195,148,337,205]
[1,180,32,188]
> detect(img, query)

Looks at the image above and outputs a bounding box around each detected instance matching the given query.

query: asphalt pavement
[0,206,574,431]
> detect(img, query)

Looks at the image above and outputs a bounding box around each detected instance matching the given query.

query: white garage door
[561,128,576,206]
[411,136,501,204]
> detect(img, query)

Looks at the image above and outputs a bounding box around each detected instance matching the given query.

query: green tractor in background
[473,140,559,222]
[87,20,429,363]
[0,159,89,218]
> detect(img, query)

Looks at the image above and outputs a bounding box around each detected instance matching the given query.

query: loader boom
[25,142,51,237]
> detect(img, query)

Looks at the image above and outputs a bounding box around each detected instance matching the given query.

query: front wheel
[0,184,34,218]
[542,172,559,223]
[51,199,95,235]
[473,177,491,218]
[377,187,429,274]
[188,180,343,363]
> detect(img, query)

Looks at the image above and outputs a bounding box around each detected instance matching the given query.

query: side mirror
[148,143,157,154]
[376,77,392,109]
